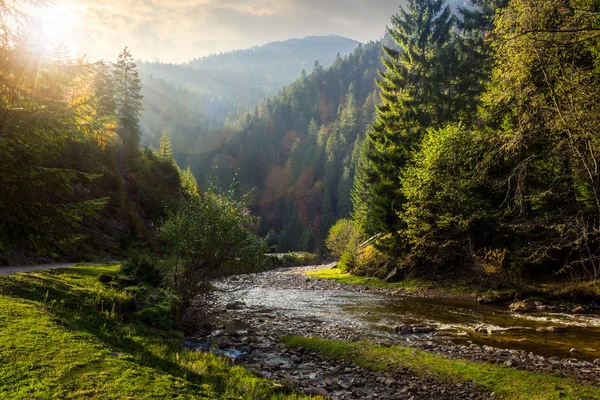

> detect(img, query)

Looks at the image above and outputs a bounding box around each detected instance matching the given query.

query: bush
[132,306,174,330]
[326,219,363,270]
[121,251,163,286]
[97,273,114,284]
[159,191,266,333]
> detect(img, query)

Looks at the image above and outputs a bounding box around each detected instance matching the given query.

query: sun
[30,2,82,53]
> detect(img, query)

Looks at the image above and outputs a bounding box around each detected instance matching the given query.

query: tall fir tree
[352,0,456,252]
[159,130,174,161]
[114,47,143,155]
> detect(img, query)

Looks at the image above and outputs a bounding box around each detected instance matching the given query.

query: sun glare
[30,2,83,55]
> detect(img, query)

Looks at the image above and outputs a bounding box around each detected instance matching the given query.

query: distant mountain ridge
[138,35,361,147]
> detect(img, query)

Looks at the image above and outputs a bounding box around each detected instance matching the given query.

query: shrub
[132,306,174,330]
[97,273,114,284]
[121,251,163,286]
[326,219,363,270]
[159,191,266,333]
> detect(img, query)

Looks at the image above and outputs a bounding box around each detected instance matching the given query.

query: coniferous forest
[2,0,600,398]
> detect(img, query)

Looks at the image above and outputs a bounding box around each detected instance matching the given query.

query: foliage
[400,124,496,269]
[264,252,320,269]
[0,0,108,256]
[325,219,363,270]
[158,191,266,330]
[114,47,144,154]
[121,251,163,286]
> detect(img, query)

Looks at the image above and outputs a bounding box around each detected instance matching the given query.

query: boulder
[385,267,407,283]
[225,301,246,310]
[412,325,434,334]
[508,300,537,313]
[395,324,413,334]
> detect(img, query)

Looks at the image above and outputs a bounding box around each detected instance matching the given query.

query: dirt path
[0,263,77,276]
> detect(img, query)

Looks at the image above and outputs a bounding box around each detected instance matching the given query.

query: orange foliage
[294,168,314,226]
[282,131,299,156]
[261,165,290,205]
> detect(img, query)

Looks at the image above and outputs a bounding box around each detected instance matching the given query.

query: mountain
[182,40,389,252]
[137,35,361,149]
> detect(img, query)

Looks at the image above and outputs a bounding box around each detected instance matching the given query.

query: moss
[282,336,600,400]
[0,265,313,399]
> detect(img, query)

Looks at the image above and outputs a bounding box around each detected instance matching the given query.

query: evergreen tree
[352,0,456,252]
[0,0,107,254]
[159,130,174,161]
[114,47,143,155]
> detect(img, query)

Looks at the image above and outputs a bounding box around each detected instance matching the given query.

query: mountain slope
[138,35,361,149]
[183,40,388,251]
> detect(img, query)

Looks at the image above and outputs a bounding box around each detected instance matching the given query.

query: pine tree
[159,130,174,161]
[352,0,456,252]
[0,0,107,254]
[114,47,143,155]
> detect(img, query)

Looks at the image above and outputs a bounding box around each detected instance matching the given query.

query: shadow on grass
[0,268,226,390]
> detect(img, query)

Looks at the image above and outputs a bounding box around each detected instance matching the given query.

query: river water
[231,270,600,362]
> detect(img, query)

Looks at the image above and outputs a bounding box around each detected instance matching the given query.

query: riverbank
[0,264,309,399]
[306,264,600,311]
[203,265,600,399]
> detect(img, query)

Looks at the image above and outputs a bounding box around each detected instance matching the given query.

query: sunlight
[28,2,83,55]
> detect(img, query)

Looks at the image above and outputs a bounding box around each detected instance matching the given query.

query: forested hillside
[0,31,197,263]
[137,36,360,151]
[184,40,387,251]
[339,0,600,284]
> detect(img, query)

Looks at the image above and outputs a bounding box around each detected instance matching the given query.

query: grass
[0,264,313,399]
[281,336,600,400]
[305,267,433,291]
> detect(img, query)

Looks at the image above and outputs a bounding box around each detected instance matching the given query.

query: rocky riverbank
[192,265,600,398]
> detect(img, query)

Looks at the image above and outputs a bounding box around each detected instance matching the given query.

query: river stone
[412,325,434,334]
[504,358,520,367]
[385,267,407,283]
[594,359,600,365]
[395,324,412,334]
[508,300,536,313]
[225,301,246,310]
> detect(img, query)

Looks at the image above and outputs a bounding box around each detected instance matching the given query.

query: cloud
[66,0,404,62]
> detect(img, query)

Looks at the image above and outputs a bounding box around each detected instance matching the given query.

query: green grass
[0,265,313,399]
[305,267,433,291]
[281,336,600,400]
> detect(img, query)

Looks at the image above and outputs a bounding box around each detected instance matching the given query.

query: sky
[39,0,407,63]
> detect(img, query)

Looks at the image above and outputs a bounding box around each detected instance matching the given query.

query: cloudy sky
[42,0,405,63]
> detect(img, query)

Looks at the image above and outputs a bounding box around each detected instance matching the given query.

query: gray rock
[395,324,413,334]
[412,325,434,334]
[504,358,520,367]
[385,267,407,283]
[594,359,600,366]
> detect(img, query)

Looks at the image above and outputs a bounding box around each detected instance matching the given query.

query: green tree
[352,0,457,252]
[159,130,174,161]
[114,47,143,155]
[0,0,107,255]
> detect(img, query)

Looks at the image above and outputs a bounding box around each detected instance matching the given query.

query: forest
[2,0,600,399]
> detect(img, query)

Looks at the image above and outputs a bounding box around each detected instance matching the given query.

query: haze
[45,0,406,62]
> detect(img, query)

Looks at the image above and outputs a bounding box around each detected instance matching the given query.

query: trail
[0,263,77,276]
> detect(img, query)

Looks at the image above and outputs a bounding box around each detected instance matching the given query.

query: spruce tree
[352,0,456,252]
[159,130,174,161]
[114,47,143,155]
